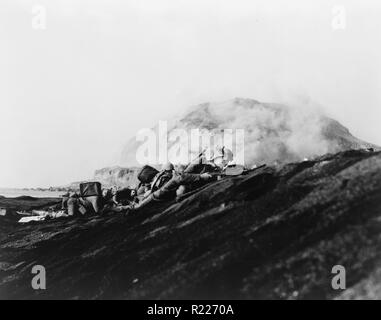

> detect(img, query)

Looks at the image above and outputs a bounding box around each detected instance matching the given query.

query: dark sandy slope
[1,149,381,300]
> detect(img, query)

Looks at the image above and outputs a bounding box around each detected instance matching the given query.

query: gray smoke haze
[123,98,374,168]
[208,99,330,166]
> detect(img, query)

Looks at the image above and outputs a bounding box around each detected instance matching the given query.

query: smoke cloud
[125,98,356,168]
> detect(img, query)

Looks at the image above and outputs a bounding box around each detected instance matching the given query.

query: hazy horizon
[1,0,381,188]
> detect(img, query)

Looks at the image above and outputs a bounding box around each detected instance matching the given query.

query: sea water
[0,188,64,198]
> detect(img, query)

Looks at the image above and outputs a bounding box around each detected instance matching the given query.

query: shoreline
[0,188,66,199]
[0,195,61,218]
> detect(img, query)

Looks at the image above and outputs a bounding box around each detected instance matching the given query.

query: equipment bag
[67,198,80,216]
[79,198,96,215]
[83,196,102,214]
[137,165,159,184]
[80,182,102,198]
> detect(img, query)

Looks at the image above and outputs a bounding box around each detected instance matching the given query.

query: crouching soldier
[130,146,234,211]
[150,162,175,193]
[134,162,175,203]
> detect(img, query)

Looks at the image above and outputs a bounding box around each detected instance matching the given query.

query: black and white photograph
[1,0,381,306]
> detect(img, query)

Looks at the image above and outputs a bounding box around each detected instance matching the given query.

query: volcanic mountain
[121,98,377,168]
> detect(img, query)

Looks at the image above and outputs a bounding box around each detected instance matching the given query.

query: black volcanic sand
[0,197,61,242]
[1,149,381,299]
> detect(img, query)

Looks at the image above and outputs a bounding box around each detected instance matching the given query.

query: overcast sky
[1,0,380,188]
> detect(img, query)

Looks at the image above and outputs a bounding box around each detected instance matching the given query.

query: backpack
[79,182,102,197]
[79,182,103,214]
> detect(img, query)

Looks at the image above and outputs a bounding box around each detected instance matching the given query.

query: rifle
[209,164,266,177]
[207,165,244,177]
[176,164,267,202]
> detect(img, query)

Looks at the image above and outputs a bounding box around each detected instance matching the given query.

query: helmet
[162,162,174,171]
[208,146,234,162]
